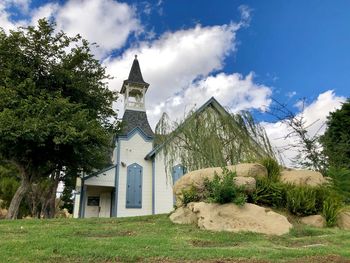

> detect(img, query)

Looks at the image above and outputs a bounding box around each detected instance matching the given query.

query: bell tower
[120,55,150,112]
[119,56,154,138]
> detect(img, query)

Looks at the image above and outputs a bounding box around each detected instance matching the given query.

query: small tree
[0,20,118,219]
[269,99,327,173]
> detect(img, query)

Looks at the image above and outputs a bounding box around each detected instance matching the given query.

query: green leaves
[326,167,350,203]
[321,98,350,170]
[0,18,118,177]
[204,168,247,205]
[156,104,275,178]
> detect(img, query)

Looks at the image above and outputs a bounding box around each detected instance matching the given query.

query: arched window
[126,163,143,208]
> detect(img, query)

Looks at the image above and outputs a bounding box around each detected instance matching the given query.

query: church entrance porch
[83,186,113,218]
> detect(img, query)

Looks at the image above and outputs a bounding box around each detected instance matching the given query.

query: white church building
[73,56,227,218]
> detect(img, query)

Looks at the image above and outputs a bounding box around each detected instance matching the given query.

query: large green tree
[0,19,118,219]
[321,99,350,169]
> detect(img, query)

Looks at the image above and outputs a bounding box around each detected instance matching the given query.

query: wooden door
[99,192,111,218]
[85,196,100,218]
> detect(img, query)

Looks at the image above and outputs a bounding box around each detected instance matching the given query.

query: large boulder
[0,208,7,219]
[181,202,292,236]
[280,169,327,186]
[169,206,197,225]
[233,177,256,193]
[173,163,266,196]
[300,215,326,228]
[337,211,350,229]
[55,208,72,218]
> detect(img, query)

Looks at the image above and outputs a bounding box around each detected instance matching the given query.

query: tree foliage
[320,99,350,170]
[155,105,275,176]
[0,19,118,218]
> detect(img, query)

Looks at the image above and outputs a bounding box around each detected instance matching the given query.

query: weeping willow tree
[155,103,276,177]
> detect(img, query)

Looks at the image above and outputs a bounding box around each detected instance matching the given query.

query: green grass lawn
[0,214,350,262]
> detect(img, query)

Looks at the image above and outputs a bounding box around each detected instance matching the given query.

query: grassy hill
[0,214,350,262]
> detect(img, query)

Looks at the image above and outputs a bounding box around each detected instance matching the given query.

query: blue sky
[1,0,348,164]
[139,0,350,100]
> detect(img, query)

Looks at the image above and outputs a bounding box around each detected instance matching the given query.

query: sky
[1,0,349,166]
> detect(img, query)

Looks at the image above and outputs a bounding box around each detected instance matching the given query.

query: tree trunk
[5,176,30,219]
[47,177,60,218]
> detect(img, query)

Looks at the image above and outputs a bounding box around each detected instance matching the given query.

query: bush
[260,157,281,182]
[250,178,289,208]
[286,186,318,216]
[181,185,201,205]
[322,194,343,227]
[204,168,247,206]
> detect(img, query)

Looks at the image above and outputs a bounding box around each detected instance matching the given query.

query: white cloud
[0,1,27,32]
[104,23,244,124]
[263,90,346,167]
[104,6,269,128]
[286,91,296,98]
[30,3,58,25]
[0,0,142,59]
[149,72,272,124]
[238,5,252,27]
[54,0,141,58]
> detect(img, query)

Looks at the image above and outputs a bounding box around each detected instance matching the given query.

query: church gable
[145,97,228,160]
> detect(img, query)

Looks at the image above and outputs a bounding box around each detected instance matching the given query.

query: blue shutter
[126,163,142,208]
[172,164,185,184]
[172,164,186,205]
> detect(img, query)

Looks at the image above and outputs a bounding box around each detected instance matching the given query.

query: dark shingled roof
[121,56,149,93]
[120,110,154,138]
[128,56,147,84]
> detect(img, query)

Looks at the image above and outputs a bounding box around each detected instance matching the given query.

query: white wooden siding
[84,168,115,187]
[154,151,177,214]
[116,132,153,217]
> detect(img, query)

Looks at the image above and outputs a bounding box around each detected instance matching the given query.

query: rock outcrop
[0,208,7,219]
[169,206,197,225]
[300,215,326,228]
[233,177,256,193]
[280,169,327,186]
[173,163,265,207]
[170,202,292,236]
[55,208,72,218]
[173,163,266,196]
[337,211,350,229]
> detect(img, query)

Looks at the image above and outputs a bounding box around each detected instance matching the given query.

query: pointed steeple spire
[127,55,147,84]
[121,55,149,94]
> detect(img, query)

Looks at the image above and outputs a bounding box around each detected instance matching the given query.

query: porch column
[79,183,87,218]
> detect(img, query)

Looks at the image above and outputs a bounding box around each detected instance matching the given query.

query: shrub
[260,157,281,182]
[233,192,248,206]
[250,178,290,208]
[204,168,247,206]
[322,194,343,227]
[181,185,201,205]
[286,186,318,216]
